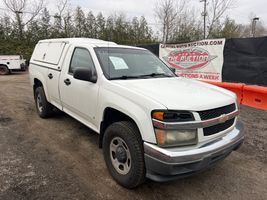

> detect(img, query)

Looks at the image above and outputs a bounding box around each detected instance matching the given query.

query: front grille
[198,103,236,120]
[203,118,235,136]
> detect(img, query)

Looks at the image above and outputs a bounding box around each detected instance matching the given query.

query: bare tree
[56,0,68,17]
[53,0,71,35]
[171,8,203,42]
[154,0,186,43]
[2,0,44,39]
[206,0,236,38]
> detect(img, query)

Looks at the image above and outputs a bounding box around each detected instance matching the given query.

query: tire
[103,121,146,188]
[34,87,53,118]
[0,65,10,75]
[20,63,27,71]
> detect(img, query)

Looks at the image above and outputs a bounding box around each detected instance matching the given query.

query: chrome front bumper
[144,121,244,182]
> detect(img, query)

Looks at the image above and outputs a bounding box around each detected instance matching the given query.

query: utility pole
[200,0,207,39]
[252,17,259,37]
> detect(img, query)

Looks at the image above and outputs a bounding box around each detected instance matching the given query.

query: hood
[113,77,236,111]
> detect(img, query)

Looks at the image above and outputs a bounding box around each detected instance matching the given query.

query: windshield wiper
[109,75,140,80]
[137,73,173,78]
[109,73,173,80]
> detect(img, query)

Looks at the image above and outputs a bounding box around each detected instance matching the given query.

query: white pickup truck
[29,38,244,188]
[0,55,26,75]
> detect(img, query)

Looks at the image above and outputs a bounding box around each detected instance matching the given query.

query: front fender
[97,88,159,144]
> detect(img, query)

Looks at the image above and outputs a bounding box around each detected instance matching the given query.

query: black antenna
[107,31,111,79]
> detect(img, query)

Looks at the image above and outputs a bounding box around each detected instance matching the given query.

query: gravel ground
[0,72,266,200]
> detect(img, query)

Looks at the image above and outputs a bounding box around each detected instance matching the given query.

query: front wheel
[103,121,146,188]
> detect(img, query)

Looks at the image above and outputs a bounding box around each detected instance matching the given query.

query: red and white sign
[159,39,225,81]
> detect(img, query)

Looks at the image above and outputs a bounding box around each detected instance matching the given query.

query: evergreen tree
[220,18,241,38]
[26,20,41,43]
[85,11,96,38]
[0,16,12,40]
[131,17,139,43]
[74,6,86,37]
[96,12,105,39]
[0,20,4,40]
[104,15,114,41]
[40,8,51,39]
[113,14,128,43]
[64,11,74,37]
[139,16,152,43]
[52,13,63,37]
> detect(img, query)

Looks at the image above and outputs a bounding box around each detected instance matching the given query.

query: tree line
[0,0,266,60]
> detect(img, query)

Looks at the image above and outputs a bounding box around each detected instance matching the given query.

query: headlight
[152,110,197,147]
[152,110,194,122]
[155,129,197,147]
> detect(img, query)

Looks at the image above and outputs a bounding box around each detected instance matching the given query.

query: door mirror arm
[169,67,176,73]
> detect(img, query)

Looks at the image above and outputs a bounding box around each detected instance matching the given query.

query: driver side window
[69,48,95,74]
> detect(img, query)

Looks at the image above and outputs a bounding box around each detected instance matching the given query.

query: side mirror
[73,68,97,83]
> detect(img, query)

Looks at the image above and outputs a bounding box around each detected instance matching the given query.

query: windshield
[94,47,175,80]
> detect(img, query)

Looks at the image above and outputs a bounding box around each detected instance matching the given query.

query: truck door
[59,46,99,128]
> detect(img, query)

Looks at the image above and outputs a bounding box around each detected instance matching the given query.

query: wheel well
[33,78,43,96]
[0,64,9,70]
[99,107,137,148]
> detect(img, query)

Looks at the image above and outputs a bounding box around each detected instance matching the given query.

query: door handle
[64,78,71,86]
[48,73,53,79]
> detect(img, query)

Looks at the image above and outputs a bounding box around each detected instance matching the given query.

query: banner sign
[159,39,225,81]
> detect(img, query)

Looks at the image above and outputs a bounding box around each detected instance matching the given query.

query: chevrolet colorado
[29,38,244,188]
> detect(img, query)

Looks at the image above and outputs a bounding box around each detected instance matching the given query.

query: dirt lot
[0,72,266,200]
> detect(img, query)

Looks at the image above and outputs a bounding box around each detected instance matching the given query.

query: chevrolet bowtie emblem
[219,114,229,124]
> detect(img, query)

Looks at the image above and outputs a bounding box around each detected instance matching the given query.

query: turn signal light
[154,129,166,145]
[152,111,164,121]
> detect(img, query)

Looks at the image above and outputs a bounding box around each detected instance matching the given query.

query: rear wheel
[34,87,53,118]
[103,121,146,188]
[0,65,10,75]
[20,63,27,71]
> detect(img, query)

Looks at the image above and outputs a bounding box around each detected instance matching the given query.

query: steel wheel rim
[36,93,43,112]
[110,137,131,175]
